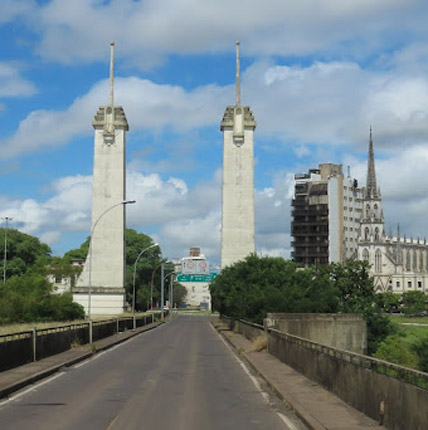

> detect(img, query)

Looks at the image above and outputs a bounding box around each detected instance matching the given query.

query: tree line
[0,228,186,324]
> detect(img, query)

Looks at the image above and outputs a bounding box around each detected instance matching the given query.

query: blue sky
[2,0,428,267]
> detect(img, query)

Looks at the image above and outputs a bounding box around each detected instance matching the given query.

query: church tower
[74,42,129,315]
[358,127,386,275]
[220,42,256,268]
[360,127,385,242]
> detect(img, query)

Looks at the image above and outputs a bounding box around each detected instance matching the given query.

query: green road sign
[176,273,217,283]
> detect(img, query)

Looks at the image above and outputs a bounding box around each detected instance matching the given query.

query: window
[396,281,400,288]
[406,251,411,271]
[375,249,382,273]
[363,249,369,261]
[374,227,379,241]
[418,281,422,289]
[413,251,418,272]
[408,281,412,289]
[365,227,370,241]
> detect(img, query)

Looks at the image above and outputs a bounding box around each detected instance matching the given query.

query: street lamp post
[2,217,12,285]
[87,199,136,331]
[150,262,163,311]
[132,242,158,313]
[161,263,165,320]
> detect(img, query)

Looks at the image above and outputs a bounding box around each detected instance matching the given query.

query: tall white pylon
[74,42,130,315]
[220,41,257,269]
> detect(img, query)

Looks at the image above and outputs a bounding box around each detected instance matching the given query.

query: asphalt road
[0,315,306,430]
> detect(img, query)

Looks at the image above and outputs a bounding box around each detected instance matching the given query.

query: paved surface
[0,315,306,430]
[0,319,163,399]
[218,324,385,430]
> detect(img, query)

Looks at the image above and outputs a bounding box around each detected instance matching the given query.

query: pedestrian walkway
[0,320,164,399]
[219,327,384,430]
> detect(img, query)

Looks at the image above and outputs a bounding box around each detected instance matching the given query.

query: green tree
[0,228,51,278]
[210,254,339,323]
[375,292,401,313]
[210,256,394,355]
[402,291,427,315]
[66,229,165,311]
[0,269,84,323]
[412,336,428,372]
[373,335,419,370]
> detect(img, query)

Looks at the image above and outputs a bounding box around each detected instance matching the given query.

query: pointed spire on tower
[397,223,401,241]
[235,41,241,107]
[365,126,378,199]
[109,41,115,107]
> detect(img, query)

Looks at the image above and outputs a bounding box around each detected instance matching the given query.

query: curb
[216,326,326,430]
[0,320,166,400]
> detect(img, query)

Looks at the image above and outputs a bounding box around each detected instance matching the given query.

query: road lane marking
[278,412,299,430]
[0,372,65,408]
[212,324,298,430]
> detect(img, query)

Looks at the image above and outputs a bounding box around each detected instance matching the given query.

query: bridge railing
[221,316,428,430]
[0,313,157,373]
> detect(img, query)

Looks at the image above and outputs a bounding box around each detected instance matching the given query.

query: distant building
[291,163,362,266]
[176,248,216,310]
[291,128,428,294]
[357,129,428,293]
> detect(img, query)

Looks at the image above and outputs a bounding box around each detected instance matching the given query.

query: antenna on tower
[235,41,241,106]
[109,42,115,106]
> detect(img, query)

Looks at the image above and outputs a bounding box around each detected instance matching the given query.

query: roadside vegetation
[0,228,186,327]
[210,254,428,371]
[65,229,187,311]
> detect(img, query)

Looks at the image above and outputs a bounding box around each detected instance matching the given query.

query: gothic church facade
[357,129,428,294]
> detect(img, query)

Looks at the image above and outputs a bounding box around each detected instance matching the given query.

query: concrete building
[292,128,428,294]
[357,129,428,293]
[176,248,216,310]
[291,164,362,266]
[73,43,129,314]
[220,42,256,268]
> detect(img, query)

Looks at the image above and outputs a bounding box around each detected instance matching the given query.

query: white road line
[73,341,126,369]
[277,412,299,430]
[0,372,65,408]
[212,324,294,428]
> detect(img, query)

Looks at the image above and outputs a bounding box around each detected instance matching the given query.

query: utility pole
[2,216,12,285]
[161,263,165,321]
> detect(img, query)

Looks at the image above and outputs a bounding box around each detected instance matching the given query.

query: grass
[0,312,154,336]
[389,315,428,325]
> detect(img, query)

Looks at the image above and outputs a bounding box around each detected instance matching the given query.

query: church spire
[235,41,241,107]
[109,41,115,106]
[365,126,378,198]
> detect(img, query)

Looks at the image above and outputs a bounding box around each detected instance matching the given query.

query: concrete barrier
[0,314,156,372]
[234,319,265,341]
[265,313,367,354]
[268,328,428,430]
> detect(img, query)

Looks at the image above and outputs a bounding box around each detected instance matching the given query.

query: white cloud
[0,0,35,24]
[14,0,424,67]
[0,62,36,98]
[0,77,229,159]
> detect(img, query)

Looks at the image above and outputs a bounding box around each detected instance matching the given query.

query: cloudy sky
[1,0,428,268]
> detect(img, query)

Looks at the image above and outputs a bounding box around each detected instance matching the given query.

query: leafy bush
[373,335,419,369]
[210,255,395,355]
[0,271,84,323]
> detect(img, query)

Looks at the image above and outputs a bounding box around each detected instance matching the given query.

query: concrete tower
[220,41,256,268]
[73,42,129,315]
